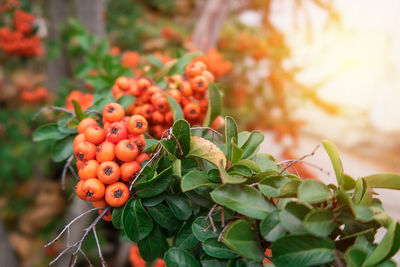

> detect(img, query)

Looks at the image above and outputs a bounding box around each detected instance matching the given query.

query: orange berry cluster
[112,61,214,139]
[73,103,150,221]
[0,9,42,57]
[20,86,48,103]
[65,90,94,111]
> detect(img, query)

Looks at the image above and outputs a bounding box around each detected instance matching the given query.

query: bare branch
[61,155,75,190]
[33,106,73,120]
[190,126,223,137]
[278,145,320,175]
[169,131,184,156]
[45,206,105,248]
[93,227,108,267]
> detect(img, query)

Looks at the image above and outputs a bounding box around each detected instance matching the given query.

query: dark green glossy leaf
[111,207,123,229]
[147,203,180,232]
[258,175,291,198]
[181,170,216,192]
[122,199,153,242]
[240,131,264,159]
[142,193,165,207]
[202,238,238,259]
[271,235,335,267]
[222,220,264,262]
[260,210,286,242]
[33,123,69,142]
[135,166,172,198]
[203,82,222,127]
[298,179,332,203]
[251,154,277,171]
[279,202,310,233]
[219,162,247,184]
[51,136,74,162]
[138,225,169,261]
[211,184,275,220]
[164,248,201,267]
[303,209,334,238]
[162,120,191,157]
[176,219,199,249]
[192,216,220,242]
[165,194,192,220]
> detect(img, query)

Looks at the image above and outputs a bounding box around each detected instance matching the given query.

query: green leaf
[102,55,115,74]
[238,131,251,147]
[203,82,222,127]
[280,180,301,197]
[142,193,165,207]
[363,219,400,266]
[176,219,199,249]
[354,205,374,223]
[279,202,310,233]
[181,170,216,192]
[185,191,214,208]
[112,207,123,229]
[231,142,244,164]
[165,194,192,220]
[222,220,264,262]
[240,131,264,159]
[363,173,400,190]
[75,63,91,78]
[258,175,291,198]
[167,51,203,75]
[343,174,356,191]
[147,203,181,232]
[162,120,191,157]
[225,116,238,162]
[210,184,275,220]
[346,247,368,267]
[122,199,153,242]
[219,162,247,184]
[33,123,69,142]
[260,210,286,242]
[322,139,344,188]
[51,136,74,162]
[235,159,261,173]
[192,216,220,242]
[303,209,334,238]
[147,54,163,68]
[164,92,184,121]
[135,166,172,198]
[298,179,332,203]
[271,235,335,267]
[138,225,169,261]
[89,96,114,112]
[72,100,87,120]
[164,248,201,267]
[116,94,135,109]
[201,256,228,267]
[251,154,277,171]
[189,136,227,168]
[203,238,238,259]
[228,164,252,177]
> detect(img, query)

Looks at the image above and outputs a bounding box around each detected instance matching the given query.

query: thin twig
[68,166,80,181]
[169,132,183,156]
[218,221,233,242]
[334,250,345,267]
[33,106,73,120]
[79,249,94,267]
[221,207,225,227]
[45,207,105,248]
[85,110,102,117]
[93,227,108,267]
[48,207,110,265]
[61,155,75,190]
[129,145,163,192]
[190,126,223,137]
[278,144,320,175]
